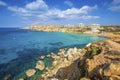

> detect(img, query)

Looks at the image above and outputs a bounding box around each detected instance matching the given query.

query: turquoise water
[0,28,107,79]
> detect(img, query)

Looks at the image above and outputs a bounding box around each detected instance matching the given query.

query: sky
[0,0,120,27]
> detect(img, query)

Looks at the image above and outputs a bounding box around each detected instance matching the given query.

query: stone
[52,60,58,66]
[109,75,120,80]
[26,69,36,77]
[73,47,78,53]
[46,54,51,57]
[67,54,74,61]
[85,53,111,78]
[35,60,45,70]
[55,62,81,80]
[58,49,66,57]
[51,53,56,58]
[39,56,45,59]
[103,61,120,76]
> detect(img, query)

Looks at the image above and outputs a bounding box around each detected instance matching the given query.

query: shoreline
[18,39,120,80]
[21,26,106,38]
[18,26,120,80]
[22,26,120,43]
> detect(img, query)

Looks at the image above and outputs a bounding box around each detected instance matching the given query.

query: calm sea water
[0,28,107,79]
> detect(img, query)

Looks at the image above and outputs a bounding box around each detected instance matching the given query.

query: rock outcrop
[103,61,120,76]
[26,69,36,77]
[40,40,120,80]
[40,56,45,59]
[23,40,120,80]
[55,62,81,80]
[35,60,45,70]
[84,40,120,80]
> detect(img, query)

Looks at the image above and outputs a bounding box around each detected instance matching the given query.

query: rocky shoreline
[18,39,120,80]
[19,26,120,80]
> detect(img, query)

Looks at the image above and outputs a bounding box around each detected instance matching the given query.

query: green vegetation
[90,48,101,56]
[91,48,98,56]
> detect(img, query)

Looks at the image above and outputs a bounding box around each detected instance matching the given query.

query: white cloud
[0,0,7,6]
[109,0,120,11]
[7,0,99,25]
[63,5,97,15]
[8,0,48,16]
[25,0,48,10]
[64,1,73,7]
[8,6,28,13]
[80,15,99,19]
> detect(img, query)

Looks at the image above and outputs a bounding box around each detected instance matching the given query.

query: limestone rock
[52,60,58,66]
[35,60,45,70]
[55,62,81,80]
[46,54,51,57]
[109,75,120,80]
[103,61,120,76]
[39,56,45,59]
[86,53,111,77]
[26,69,36,77]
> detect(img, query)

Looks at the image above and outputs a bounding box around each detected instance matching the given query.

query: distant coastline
[22,25,120,41]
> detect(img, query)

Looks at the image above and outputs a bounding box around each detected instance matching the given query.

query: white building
[77,23,85,27]
[89,24,100,33]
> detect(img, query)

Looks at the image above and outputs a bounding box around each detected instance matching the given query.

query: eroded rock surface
[25,40,120,80]
[35,60,45,70]
[26,69,36,77]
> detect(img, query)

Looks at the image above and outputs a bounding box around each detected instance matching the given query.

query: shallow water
[0,28,107,79]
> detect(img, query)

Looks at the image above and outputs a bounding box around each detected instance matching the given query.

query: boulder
[52,60,58,66]
[55,62,81,80]
[109,75,120,80]
[103,61,120,76]
[46,54,51,57]
[35,60,45,70]
[39,56,45,59]
[26,69,36,77]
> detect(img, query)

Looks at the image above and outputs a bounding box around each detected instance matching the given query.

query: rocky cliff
[38,40,120,80]
[19,39,120,80]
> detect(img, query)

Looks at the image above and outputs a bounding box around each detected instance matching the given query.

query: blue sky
[0,0,120,27]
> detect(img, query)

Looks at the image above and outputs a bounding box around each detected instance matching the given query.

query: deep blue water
[0,28,107,80]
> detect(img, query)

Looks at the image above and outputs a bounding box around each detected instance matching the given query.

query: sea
[0,28,107,80]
